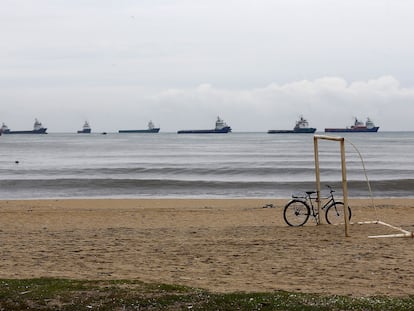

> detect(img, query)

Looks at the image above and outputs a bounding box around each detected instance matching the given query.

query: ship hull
[77,129,91,134]
[3,128,47,134]
[177,127,231,134]
[119,128,160,133]
[324,127,379,133]
[268,128,316,134]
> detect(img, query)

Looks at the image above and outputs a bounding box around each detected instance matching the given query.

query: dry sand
[1,198,414,297]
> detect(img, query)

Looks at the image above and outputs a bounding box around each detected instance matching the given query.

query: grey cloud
[1,1,414,132]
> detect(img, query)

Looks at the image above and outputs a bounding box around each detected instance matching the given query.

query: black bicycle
[283,185,352,226]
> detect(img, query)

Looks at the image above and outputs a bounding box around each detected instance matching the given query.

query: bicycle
[283,185,352,226]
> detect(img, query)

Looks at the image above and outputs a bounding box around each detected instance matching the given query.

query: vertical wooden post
[340,138,350,237]
[314,135,350,237]
[313,136,322,224]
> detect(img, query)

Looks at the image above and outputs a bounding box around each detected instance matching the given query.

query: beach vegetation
[0,278,414,310]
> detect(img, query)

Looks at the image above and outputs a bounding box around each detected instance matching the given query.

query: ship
[268,116,316,134]
[118,120,160,133]
[77,121,91,134]
[325,117,379,133]
[1,119,47,134]
[177,116,232,134]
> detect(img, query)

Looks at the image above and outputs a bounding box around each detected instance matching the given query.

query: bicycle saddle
[306,191,316,195]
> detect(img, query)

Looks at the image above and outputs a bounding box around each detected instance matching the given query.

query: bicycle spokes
[325,202,352,225]
[283,200,310,226]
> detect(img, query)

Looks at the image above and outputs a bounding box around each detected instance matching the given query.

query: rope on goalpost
[344,138,412,238]
[344,138,379,221]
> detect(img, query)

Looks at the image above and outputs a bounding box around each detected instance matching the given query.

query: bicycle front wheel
[325,202,352,225]
[283,200,310,226]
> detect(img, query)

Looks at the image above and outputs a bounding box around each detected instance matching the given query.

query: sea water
[0,132,413,199]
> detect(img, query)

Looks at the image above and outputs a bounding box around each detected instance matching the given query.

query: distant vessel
[177,116,232,134]
[77,121,91,134]
[119,120,160,133]
[325,117,379,133]
[268,116,316,134]
[1,119,47,134]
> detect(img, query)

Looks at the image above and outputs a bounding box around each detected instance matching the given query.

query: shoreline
[1,198,414,297]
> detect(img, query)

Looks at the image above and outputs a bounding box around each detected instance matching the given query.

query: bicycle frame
[296,187,338,224]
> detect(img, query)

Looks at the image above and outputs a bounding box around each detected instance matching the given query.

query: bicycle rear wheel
[283,200,310,226]
[325,202,352,225]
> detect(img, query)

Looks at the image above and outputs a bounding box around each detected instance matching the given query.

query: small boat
[1,119,48,134]
[177,116,232,134]
[77,121,91,134]
[325,117,379,133]
[268,116,316,134]
[118,120,160,133]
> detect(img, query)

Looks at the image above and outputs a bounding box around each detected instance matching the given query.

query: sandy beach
[1,198,413,297]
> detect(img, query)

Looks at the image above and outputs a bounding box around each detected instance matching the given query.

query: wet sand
[0,198,413,297]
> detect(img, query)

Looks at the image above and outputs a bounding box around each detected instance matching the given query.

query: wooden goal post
[314,135,413,238]
[314,135,350,237]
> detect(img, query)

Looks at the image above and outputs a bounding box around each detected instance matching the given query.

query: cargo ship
[119,120,160,133]
[325,117,379,133]
[177,116,232,134]
[1,119,48,134]
[268,116,316,134]
[77,121,91,133]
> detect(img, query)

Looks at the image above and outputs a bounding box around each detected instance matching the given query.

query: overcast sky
[1,0,414,132]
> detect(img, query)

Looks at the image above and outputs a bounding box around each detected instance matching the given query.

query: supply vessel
[268,116,316,134]
[325,118,379,133]
[177,116,232,134]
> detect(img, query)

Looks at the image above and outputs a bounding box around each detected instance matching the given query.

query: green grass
[1,278,414,310]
